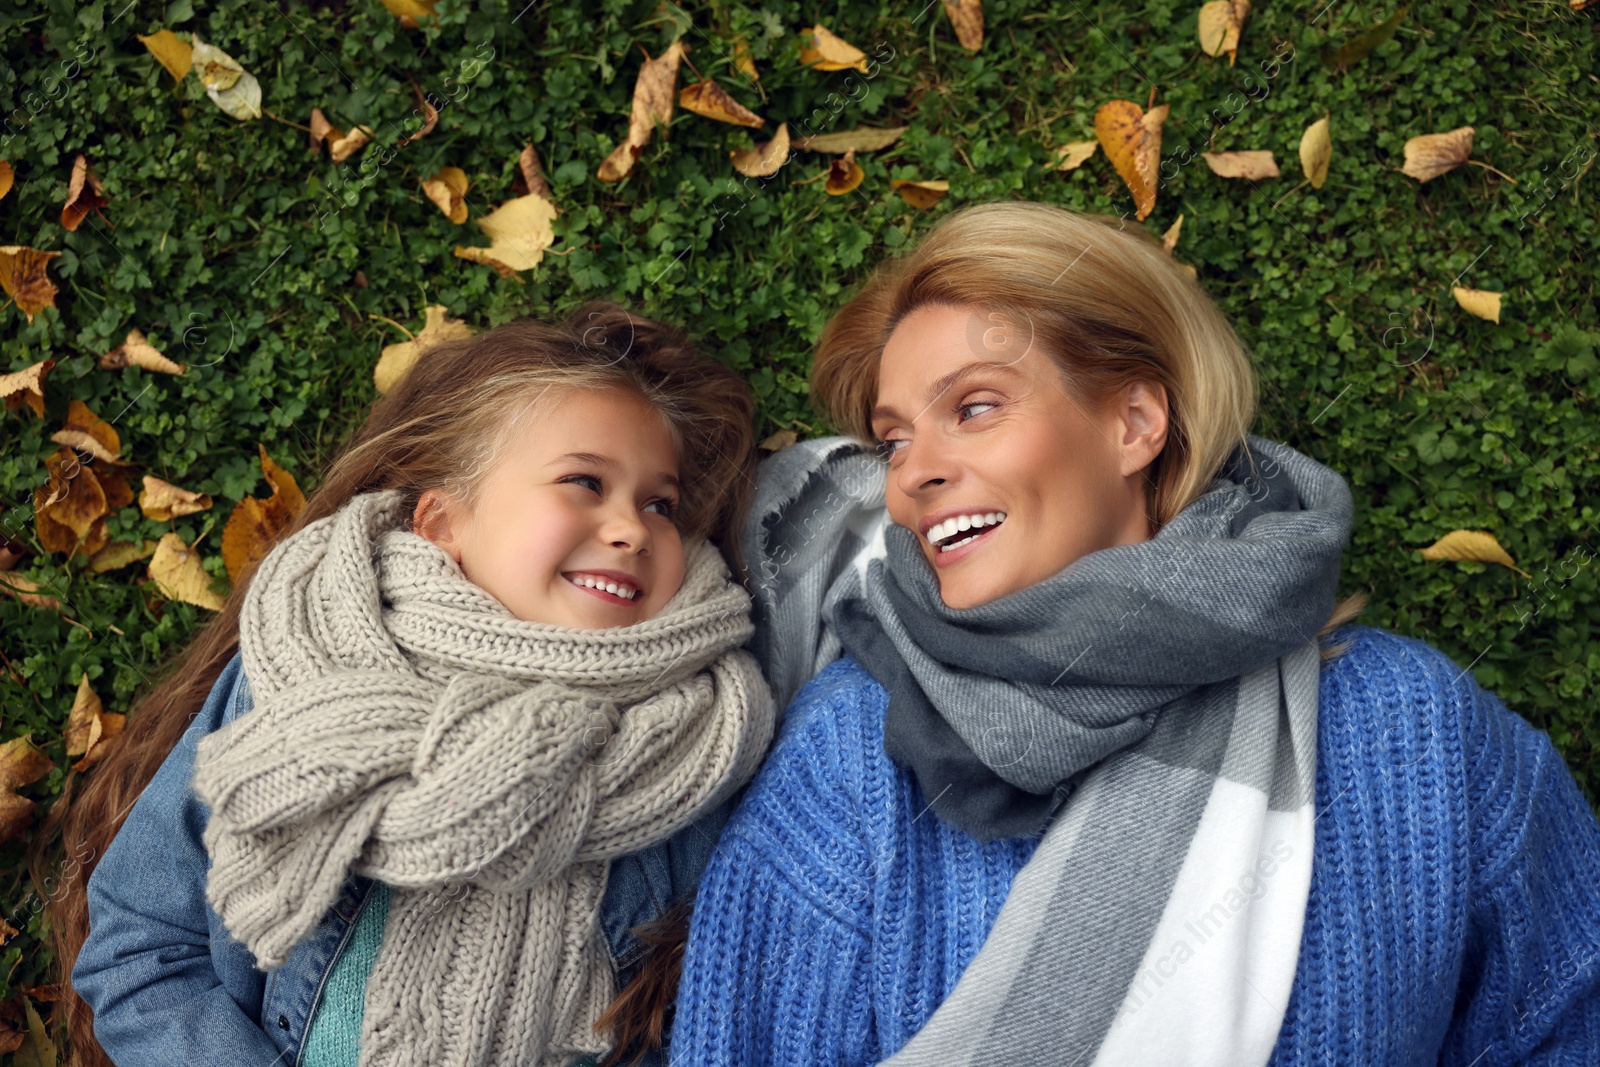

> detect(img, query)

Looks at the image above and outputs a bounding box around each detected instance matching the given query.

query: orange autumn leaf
[891,178,949,209]
[0,246,62,325]
[422,166,470,225]
[62,154,110,233]
[65,676,126,772]
[50,399,124,466]
[0,359,54,418]
[800,25,870,73]
[598,41,688,183]
[221,444,306,583]
[35,447,111,560]
[825,150,865,195]
[1095,100,1169,221]
[943,0,984,52]
[0,160,12,202]
[679,79,764,128]
[0,736,54,845]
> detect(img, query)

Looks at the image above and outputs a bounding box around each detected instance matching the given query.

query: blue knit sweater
[672,626,1600,1065]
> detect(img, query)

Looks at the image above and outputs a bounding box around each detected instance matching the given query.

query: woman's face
[871,304,1168,609]
[413,387,687,627]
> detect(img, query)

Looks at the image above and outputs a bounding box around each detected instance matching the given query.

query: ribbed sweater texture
[303,882,393,1066]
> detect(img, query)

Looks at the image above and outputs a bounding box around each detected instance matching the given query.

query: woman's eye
[874,438,906,460]
[958,401,995,422]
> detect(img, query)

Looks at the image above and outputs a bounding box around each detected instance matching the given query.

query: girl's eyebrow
[552,451,680,490]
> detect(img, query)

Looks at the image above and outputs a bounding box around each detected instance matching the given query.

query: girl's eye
[646,498,679,519]
[564,475,676,519]
[562,474,602,493]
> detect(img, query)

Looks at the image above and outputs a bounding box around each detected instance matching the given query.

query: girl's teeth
[569,575,637,599]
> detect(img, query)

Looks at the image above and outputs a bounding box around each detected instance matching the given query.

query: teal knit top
[302,880,392,1065]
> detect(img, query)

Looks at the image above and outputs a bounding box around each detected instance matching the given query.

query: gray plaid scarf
[742,434,1353,1066]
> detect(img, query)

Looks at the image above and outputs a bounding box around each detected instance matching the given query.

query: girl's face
[413,387,687,628]
[870,303,1168,610]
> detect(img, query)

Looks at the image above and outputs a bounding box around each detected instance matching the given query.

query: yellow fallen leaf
[381,0,437,17]
[375,305,475,394]
[1051,141,1098,172]
[1162,214,1185,253]
[88,539,160,573]
[679,79,764,128]
[1419,529,1527,577]
[800,25,870,73]
[825,151,865,195]
[1452,286,1503,323]
[100,328,185,375]
[597,40,688,183]
[943,0,984,51]
[138,29,192,83]
[0,159,11,202]
[0,736,54,844]
[0,246,62,325]
[422,166,470,224]
[62,154,109,233]
[190,34,261,121]
[1,358,54,418]
[65,675,126,771]
[220,444,306,583]
[140,475,214,521]
[36,447,110,559]
[452,193,559,276]
[511,144,555,201]
[50,399,123,466]
[309,108,375,164]
[759,429,798,452]
[733,37,759,82]
[149,531,226,610]
[792,126,907,153]
[1300,116,1332,189]
[1202,150,1280,179]
[1402,126,1474,183]
[0,572,60,611]
[1198,0,1250,65]
[730,123,792,178]
[891,178,949,209]
[1095,100,1169,221]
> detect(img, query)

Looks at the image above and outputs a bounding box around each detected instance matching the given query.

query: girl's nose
[601,507,651,554]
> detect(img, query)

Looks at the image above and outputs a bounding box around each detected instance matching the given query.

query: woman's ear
[1114,380,1170,479]
[413,489,462,561]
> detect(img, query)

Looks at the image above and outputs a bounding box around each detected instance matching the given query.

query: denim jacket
[72,650,733,1067]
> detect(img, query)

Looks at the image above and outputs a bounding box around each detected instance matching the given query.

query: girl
[54,302,776,1067]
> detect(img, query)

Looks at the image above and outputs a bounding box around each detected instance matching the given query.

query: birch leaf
[50,400,123,466]
[1419,529,1528,577]
[1402,126,1474,182]
[1452,286,1503,323]
[597,41,687,183]
[61,154,109,232]
[0,359,54,418]
[1051,141,1098,172]
[1300,116,1332,189]
[452,193,559,276]
[1094,100,1168,221]
[190,35,261,120]
[138,29,193,83]
[1202,150,1279,179]
[221,444,305,583]
[799,25,870,73]
[825,151,865,195]
[792,126,907,153]
[88,539,160,573]
[140,475,214,521]
[375,305,475,394]
[0,736,53,845]
[730,123,791,178]
[679,79,763,128]
[1198,0,1250,65]
[100,328,185,375]
[943,0,984,51]
[0,246,62,325]
[65,676,125,771]
[422,166,470,224]
[891,179,949,209]
[35,448,109,559]
[150,532,225,610]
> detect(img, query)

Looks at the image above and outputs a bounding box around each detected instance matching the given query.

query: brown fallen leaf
[825,151,865,195]
[1402,126,1474,183]
[50,399,124,466]
[510,144,554,201]
[1162,214,1185,253]
[0,246,63,324]
[452,193,560,276]
[891,178,949,209]
[943,0,984,51]
[100,328,185,375]
[12,998,54,1067]
[62,154,110,233]
[380,0,437,17]
[138,29,192,83]
[398,79,439,147]
[1202,150,1280,179]
[1095,100,1169,221]
[1453,286,1503,323]
[1,359,54,418]
[65,675,126,772]
[89,539,160,573]
[309,108,375,164]
[0,160,13,202]
[0,736,54,844]
[375,305,475,394]
[792,126,908,153]
[800,25,870,73]
[1419,529,1527,577]
[733,37,760,83]
[0,572,60,611]
[219,444,307,584]
[730,123,792,178]
[1300,117,1332,189]
[150,531,226,610]
[422,166,470,225]
[1198,0,1250,65]
[140,475,214,521]
[679,79,764,128]
[35,447,110,560]
[597,40,688,183]
[759,429,798,452]
[1051,141,1099,172]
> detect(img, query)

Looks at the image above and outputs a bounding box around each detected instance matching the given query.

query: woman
[670,202,1600,1065]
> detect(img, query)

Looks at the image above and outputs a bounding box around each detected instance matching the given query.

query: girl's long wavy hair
[811,200,1365,648]
[40,301,757,1067]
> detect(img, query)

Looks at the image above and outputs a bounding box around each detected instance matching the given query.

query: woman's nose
[894,435,948,496]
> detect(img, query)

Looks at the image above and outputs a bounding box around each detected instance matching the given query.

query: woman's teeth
[566,574,639,600]
[930,512,1007,553]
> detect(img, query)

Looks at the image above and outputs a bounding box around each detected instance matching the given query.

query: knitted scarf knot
[193,488,775,1067]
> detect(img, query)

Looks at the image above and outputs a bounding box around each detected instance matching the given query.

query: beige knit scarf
[192,488,775,1067]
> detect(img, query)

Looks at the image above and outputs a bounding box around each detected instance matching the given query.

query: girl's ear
[413,489,462,560]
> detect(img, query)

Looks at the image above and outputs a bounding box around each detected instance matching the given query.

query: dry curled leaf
[0,246,63,325]
[1418,529,1527,577]
[0,572,60,612]
[759,429,798,452]
[35,448,110,560]
[1198,0,1250,65]
[309,108,375,164]
[65,676,126,772]
[422,166,470,225]
[0,160,12,203]
[510,144,554,201]
[1095,100,1169,221]
[792,126,907,153]
[680,79,764,128]
[0,736,54,845]
[943,0,984,51]
[62,154,109,233]
[799,25,870,73]
[1051,141,1098,172]
[140,475,214,521]
[398,80,438,147]
[1202,150,1280,179]
[1162,214,1185,253]
[100,328,185,375]
[452,193,559,276]
[733,37,759,82]
[50,399,124,466]
[149,531,226,611]
[1452,286,1503,323]
[190,34,261,121]
[891,178,949,209]
[597,40,688,183]
[730,123,791,178]
[1402,126,1474,182]
[1,359,54,418]
[375,305,475,394]
[220,445,305,584]
[1300,116,1332,189]
[825,151,865,195]
[138,29,192,83]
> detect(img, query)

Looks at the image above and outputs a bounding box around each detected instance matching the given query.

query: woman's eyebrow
[870,361,1026,424]
[552,451,679,489]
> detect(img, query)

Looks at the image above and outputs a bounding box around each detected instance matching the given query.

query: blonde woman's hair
[812,200,1364,647]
